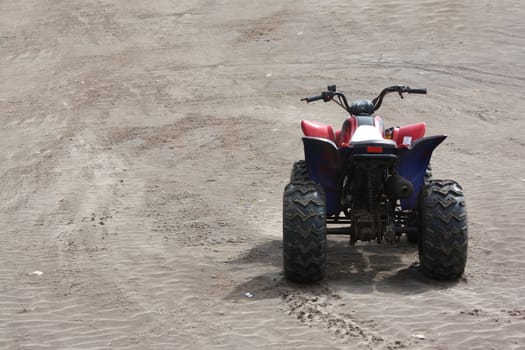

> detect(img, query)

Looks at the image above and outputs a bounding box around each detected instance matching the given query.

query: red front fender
[301,120,335,142]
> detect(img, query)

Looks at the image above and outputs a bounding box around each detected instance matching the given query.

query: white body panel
[351,125,384,142]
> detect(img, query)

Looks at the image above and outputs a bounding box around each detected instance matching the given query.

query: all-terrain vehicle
[283,85,468,282]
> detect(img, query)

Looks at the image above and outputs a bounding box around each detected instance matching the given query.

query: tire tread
[283,180,327,283]
[419,180,468,280]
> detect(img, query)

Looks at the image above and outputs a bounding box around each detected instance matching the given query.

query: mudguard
[392,122,426,146]
[301,120,336,142]
[302,137,341,216]
[397,135,447,209]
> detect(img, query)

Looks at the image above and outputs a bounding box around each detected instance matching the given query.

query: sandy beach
[1,0,525,349]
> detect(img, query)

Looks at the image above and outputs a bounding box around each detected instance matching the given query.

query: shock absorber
[368,167,383,243]
[367,168,377,211]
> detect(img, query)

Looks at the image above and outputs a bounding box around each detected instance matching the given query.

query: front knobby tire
[290,160,309,182]
[407,164,433,244]
[418,180,468,280]
[424,163,433,185]
[283,181,327,283]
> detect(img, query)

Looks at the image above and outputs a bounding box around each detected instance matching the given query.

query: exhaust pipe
[385,175,414,199]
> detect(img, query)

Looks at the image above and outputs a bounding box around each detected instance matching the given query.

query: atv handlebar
[371,85,427,111]
[301,94,323,103]
[301,84,427,114]
[406,88,427,94]
[301,91,333,103]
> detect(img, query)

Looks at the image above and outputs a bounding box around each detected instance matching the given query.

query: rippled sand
[1,0,524,349]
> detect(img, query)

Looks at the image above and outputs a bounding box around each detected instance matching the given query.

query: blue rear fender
[302,137,342,216]
[397,135,447,209]
[302,135,446,214]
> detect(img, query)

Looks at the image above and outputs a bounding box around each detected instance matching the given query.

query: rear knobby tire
[418,180,468,280]
[424,163,433,185]
[283,181,327,283]
[290,160,309,182]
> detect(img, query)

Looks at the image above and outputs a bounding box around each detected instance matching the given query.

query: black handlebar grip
[408,88,427,94]
[302,94,323,103]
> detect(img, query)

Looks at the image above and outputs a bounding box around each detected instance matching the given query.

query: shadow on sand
[226,237,462,300]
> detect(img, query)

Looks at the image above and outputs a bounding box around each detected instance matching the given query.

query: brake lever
[398,90,404,99]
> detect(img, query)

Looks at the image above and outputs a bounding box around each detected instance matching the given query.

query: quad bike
[283,85,468,283]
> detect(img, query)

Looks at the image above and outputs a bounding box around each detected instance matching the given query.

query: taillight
[367,146,383,153]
